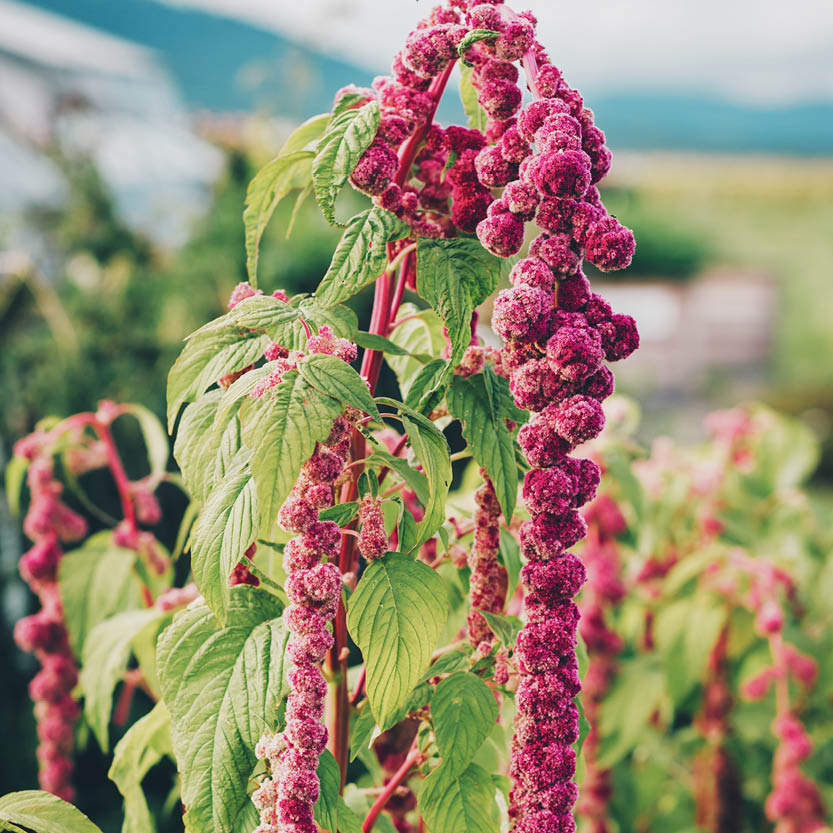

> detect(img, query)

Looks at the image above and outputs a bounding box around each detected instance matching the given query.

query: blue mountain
[25,0,833,154]
[26,0,375,117]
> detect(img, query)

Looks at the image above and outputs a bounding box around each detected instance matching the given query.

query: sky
[159,0,833,104]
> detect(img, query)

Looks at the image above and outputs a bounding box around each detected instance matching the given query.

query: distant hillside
[25,0,833,154]
[25,0,374,117]
[591,92,833,156]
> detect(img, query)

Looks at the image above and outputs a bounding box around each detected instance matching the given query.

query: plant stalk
[326,57,454,790]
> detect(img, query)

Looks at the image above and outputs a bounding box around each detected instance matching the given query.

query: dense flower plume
[712,552,826,833]
[313,1,637,830]
[248,296,358,833]
[576,496,626,833]
[12,435,87,802]
[335,0,635,277]
[11,405,175,801]
[467,471,507,653]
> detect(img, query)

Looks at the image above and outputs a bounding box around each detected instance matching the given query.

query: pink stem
[362,741,422,833]
[94,421,137,534]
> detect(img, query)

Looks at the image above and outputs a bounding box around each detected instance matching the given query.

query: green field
[604,153,833,389]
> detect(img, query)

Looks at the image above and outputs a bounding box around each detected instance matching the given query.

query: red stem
[46,410,138,535]
[327,58,454,790]
[350,667,367,707]
[521,50,541,99]
[46,409,158,606]
[387,250,413,332]
[95,421,138,534]
[362,744,423,833]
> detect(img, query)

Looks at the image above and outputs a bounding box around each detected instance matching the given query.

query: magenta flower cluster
[12,435,88,802]
[331,0,636,295]
[251,422,351,833]
[467,472,507,654]
[438,18,640,831]
[357,496,388,561]
[575,496,627,833]
[248,306,358,832]
[727,554,826,833]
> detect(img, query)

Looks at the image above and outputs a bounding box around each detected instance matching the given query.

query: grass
[603,153,833,389]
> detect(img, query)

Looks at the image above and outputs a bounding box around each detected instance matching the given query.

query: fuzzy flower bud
[492,285,552,342]
[477,212,526,258]
[531,151,591,200]
[529,233,581,276]
[451,184,493,233]
[504,180,540,220]
[228,282,262,310]
[597,314,639,362]
[358,497,387,560]
[478,79,523,121]
[546,326,604,383]
[350,141,398,196]
[551,395,606,445]
[474,144,517,188]
[585,217,636,272]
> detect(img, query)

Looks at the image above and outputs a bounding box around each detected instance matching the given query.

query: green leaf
[381,681,433,730]
[432,672,498,775]
[123,404,169,475]
[387,305,447,399]
[280,113,331,154]
[312,100,380,225]
[336,799,364,833]
[416,237,501,377]
[346,553,448,729]
[458,64,488,132]
[157,587,289,833]
[598,656,665,767]
[399,410,452,551]
[576,697,591,757]
[108,702,172,833]
[315,208,408,305]
[457,29,500,61]
[655,599,726,706]
[397,504,419,555]
[240,370,342,536]
[298,300,359,343]
[577,633,589,680]
[167,327,267,431]
[227,295,302,342]
[354,331,430,360]
[230,803,260,833]
[349,703,377,762]
[312,750,341,833]
[448,373,518,521]
[417,649,471,684]
[214,415,245,485]
[0,791,103,833]
[300,353,381,420]
[419,761,499,833]
[319,502,360,527]
[173,391,223,502]
[478,610,522,652]
[244,149,314,282]
[211,366,276,449]
[403,360,447,413]
[81,608,164,752]
[5,454,28,517]
[367,449,429,506]
[332,93,367,118]
[492,369,528,425]
[58,533,145,657]
[190,450,259,625]
[498,527,521,599]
